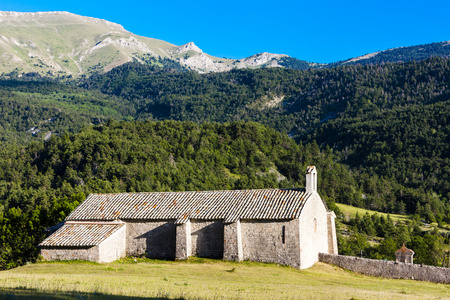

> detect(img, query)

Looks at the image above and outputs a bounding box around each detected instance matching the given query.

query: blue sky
[1,0,449,63]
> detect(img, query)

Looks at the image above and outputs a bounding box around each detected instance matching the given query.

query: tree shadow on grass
[0,287,185,300]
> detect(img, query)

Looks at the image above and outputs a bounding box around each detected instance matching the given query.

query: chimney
[305,166,317,194]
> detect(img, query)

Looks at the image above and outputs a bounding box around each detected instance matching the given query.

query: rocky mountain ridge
[0,11,307,76]
[1,11,449,76]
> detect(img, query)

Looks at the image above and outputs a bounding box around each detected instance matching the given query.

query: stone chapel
[39,166,338,269]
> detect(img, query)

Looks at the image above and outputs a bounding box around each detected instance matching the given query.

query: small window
[282,226,286,244]
[314,218,318,233]
[313,173,316,191]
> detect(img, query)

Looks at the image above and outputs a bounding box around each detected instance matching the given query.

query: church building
[39,166,338,269]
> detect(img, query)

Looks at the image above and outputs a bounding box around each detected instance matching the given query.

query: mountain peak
[175,42,203,53]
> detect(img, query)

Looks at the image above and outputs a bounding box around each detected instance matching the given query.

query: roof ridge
[89,187,306,196]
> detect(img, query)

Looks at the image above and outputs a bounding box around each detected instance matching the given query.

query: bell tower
[305,166,317,194]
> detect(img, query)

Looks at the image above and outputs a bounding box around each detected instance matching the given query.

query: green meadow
[336,203,410,223]
[0,258,448,299]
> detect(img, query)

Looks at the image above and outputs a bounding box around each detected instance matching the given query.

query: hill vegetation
[331,41,450,66]
[0,54,449,270]
[337,208,449,267]
[81,57,450,218]
[0,78,138,144]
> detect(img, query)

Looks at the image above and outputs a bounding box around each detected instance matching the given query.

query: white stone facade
[299,193,329,269]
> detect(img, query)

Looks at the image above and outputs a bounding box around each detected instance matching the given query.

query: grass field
[336,203,410,223]
[0,258,448,299]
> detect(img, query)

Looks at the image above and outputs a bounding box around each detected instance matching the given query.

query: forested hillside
[83,57,450,136]
[0,56,449,269]
[0,79,137,144]
[2,57,450,218]
[311,101,450,217]
[2,58,450,218]
[331,41,450,66]
[81,57,450,217]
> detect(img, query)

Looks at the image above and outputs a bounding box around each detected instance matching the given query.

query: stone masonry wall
[240,219,300,268]
[319,253,450,284]
[191,220,224,259]
[41,246,99,262]
[126,220,176,259]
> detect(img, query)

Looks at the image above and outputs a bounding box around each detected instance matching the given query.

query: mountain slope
[2,11,449,76]
[81,57,450,219]
[1,51,450,221]
[331,41,450,66]
[0,78,138,144]
[0,11,177,76]
[0,11,315,76]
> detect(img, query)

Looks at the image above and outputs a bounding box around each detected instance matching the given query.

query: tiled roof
[39,222,124,247]
[66,188,310,222]
[395,244,415,255]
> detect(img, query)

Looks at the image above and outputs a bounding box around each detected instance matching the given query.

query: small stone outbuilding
[40,166,338,269]
[395,244,414,264]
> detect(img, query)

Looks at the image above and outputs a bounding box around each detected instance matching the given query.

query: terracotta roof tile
[39,222,124,247]
[395,244,415,255]
[66,188,310,221]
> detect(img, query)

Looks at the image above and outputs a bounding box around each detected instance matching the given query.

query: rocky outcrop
[173,42,203,54]
[82,36,156,59]
[176,50,290,73]
[234,52,288,68]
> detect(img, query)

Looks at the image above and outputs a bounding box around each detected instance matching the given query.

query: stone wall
[319,253,450,284]
[41,246,99,262]
[126,220,176,259]
[191,220,224,259]
[240,219,300,268]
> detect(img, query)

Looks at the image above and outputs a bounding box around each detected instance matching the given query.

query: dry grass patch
[0,258,448,299]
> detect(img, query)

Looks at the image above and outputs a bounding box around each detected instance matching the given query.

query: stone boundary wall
[319,253,450,284]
